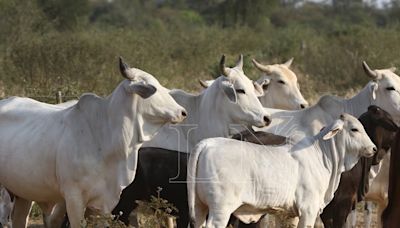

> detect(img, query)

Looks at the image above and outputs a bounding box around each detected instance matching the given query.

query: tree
[37,0,90,31]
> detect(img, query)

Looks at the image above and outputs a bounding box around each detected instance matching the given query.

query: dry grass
[27,202,379,227]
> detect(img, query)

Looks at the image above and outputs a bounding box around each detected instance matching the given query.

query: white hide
[187,114,376,228]
[198,58,309,110]
[255,62,400,227]
[144,55,271,152]
[252,58,308,110]
[258,64,400,141]
[0,59,186,228]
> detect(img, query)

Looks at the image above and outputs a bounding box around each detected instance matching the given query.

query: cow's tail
[187,140,207,228]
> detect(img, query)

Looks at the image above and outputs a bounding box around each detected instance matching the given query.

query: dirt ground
[27,202,379,227]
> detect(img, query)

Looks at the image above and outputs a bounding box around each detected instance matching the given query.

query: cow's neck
[343,84,373,118]
[259,92,275,108]
[194,86,233,145]
[105,84,149,187]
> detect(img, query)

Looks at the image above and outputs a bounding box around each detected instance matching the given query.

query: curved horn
[252,59,272,74]
[119,56,133,80]
[220,55,230,77]
[236,54,243,69]
[283,57,294,68]
[199,79,210,88]
[362,61,378,80]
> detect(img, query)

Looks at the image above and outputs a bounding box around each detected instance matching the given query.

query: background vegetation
[1,0,400,103]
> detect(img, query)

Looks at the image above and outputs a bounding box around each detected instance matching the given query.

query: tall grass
[1,2,400,103]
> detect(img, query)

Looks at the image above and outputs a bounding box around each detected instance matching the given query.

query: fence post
[56,91,62,104]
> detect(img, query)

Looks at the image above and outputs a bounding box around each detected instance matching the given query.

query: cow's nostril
[300,104,306,109]
[263,116,271,126]
[181,110,187,117]
[373,147,377,152]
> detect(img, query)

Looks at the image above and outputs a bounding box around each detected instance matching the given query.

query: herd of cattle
[0,55,399,228]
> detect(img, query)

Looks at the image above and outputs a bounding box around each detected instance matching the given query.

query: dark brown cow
[111,130,287,227]
[381,130,400,227]
[320,105,398,228]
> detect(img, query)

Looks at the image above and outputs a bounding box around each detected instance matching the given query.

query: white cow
[0,186,13,227]
[144,55,271,152]
[247,61,400,227]
[259,61,400,140]
[0,57,186,228]
[36,55,271,227]
[187,114,376,228]
[199,58,309,110]
[253,58,308,109]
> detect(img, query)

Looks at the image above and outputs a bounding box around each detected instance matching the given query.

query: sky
[307,0,392,8]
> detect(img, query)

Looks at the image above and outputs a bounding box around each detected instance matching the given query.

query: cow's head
[0,188,13,227]
[119,57,187,140]
[212,55,271,128]
[359,105,398,165]
[252,58,308,110]
[321,113,376,170]
[363,61,400,124]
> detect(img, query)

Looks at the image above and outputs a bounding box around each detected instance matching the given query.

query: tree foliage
[1,0,400,102]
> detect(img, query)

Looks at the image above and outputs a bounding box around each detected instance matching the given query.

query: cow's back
[196,138,298,210]
[0,97,69,201]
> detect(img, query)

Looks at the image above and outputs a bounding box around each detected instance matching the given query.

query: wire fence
[0,91,79,104]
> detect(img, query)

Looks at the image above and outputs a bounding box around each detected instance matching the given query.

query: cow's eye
[386,87,395,91]
[278,80,286,85]
[236,89,246,94]
[351,128,359,132]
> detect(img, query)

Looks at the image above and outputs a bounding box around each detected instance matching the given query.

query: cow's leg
[64,192,85,228]
[314,216,324,228]
[345,210,357,228]
[259,214,270,227]
[40,202,66,228]
[11,197,32,228]
[176,204,190,228]
[364,202,373,228]
[227,215,237,227]
[191,201,208,228]
[331,199,354,228]
[49,202,67,228]
[111,175,147,226]
[320,210,333,228]
[376,200,388,228]
[298,207,319,228]
[206,208,233,228]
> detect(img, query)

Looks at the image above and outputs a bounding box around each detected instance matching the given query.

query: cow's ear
[126,81,157,99]
[221,80,237,103]
[369,82,379,100]
[253,81,265,97]
[257,78,270,92]
[322,120,344,140]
